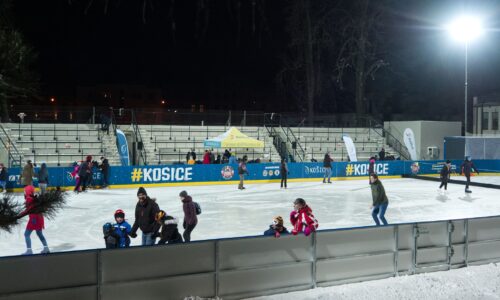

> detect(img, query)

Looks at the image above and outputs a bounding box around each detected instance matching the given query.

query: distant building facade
[473,95,500,135]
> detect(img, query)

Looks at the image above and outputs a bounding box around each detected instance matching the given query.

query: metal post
[464,42,468,136]
[412,224,418,274]
[215,241,220,298]
[394,225,399,277]
[464,219,469,267]
[311,232,317,289]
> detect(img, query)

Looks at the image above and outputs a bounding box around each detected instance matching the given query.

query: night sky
[10,0,500,119]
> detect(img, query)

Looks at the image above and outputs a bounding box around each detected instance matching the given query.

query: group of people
[71,156,110,192]
[186,148,238,165]
[439,157,480,193]
[102,187,199,249]
[19,160,49,195]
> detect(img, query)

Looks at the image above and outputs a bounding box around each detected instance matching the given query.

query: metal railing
[0,123,22,167]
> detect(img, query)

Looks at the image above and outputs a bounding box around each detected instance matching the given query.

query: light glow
[447,16,484,42]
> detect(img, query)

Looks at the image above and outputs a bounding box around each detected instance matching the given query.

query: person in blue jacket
[264,216,289,238]
[112,209,132,248]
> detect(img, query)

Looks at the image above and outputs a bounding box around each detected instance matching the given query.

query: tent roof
[204,127,264,148]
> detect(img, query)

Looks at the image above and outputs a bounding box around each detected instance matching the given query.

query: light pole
[447,16,483,135]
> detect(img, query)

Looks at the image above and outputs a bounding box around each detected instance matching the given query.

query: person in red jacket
[290,198,318,236]
[180,190,198,242]
[203,150,211,164]
[22,185,50,255]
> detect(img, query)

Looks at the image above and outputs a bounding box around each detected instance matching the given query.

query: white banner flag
[342,134,358,162]
[403,128,418,160]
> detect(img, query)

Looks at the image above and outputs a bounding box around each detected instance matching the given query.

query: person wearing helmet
[439,160,453,191]
[21,185,50,255]
[112,209,132,248]
[153,210,183,245]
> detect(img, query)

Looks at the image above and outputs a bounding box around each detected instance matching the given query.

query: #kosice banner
[342,134,358,162]
[403,128,418,160]
[116,129,130,166]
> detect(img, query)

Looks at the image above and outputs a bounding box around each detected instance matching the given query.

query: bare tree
[333,0,389,115]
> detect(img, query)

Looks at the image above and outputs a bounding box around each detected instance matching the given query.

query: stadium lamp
[446,16,484,135]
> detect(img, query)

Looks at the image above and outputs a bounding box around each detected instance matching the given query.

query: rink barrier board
[4,159,500,192]
[2,216,500,300]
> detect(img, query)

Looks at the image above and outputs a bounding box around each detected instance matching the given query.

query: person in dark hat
[130,187,160,246]
[439,160,453,192]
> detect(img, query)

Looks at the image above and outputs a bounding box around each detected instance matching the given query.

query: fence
[4,159,500,191]
[1,215,500,300]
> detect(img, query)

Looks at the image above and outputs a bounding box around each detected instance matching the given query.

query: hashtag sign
[131,168,143,182]
[346,164,354,176]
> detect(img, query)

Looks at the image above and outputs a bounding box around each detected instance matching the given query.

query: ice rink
[1,176,500,257]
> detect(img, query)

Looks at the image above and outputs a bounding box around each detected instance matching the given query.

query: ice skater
[21,185,50,255]
[153,210,183,245]
[280,158,288,189]
[323,153,333,183]
[370,174,389,226]
[439,160,452,191]
[129,187,160,246]
[238,155,249,190]
[290,198,318,236]
[368,157,376,185]
[460,157,479,193]
[180,190,197,242]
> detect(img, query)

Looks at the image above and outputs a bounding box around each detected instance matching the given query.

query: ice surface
[246,263,500,300]
[2,177,500,257]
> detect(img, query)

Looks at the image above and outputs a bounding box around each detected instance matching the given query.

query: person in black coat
[153,210,183,245]
[439,160,452,191]
[75,156,92,192]
[378,148,386,161]
[99,156,110,188]
[460,157,479,193]
[130,187,160,245]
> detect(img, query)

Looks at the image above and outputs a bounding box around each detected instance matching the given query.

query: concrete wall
[385,121,461,160]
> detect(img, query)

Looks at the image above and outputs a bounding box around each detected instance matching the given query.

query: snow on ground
[247,263,500,300]
[2,177,500,256]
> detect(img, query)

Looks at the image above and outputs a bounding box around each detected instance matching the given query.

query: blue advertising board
[5,160,500,191]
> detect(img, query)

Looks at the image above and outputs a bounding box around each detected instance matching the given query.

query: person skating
[264,216,289,238]
[112,209,131,247]
[153,210,183,245]
[130,187,160,246]
[75,156,92,192]
[460,157,479,193]
[323,153,333,183]
[99,156,110,188]
[280,158,289,189]
[21,185,50,255]
[238,155,249,190]
[20,160,34,187]
[37,163,49,195]
[439,160,453,191]
[180,190,197,242]
[0,163,8,193]
[370,174,389,226]
[290,198,318,236]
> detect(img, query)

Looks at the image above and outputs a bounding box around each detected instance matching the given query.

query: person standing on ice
[460,157,479,193]
[280,158,289,189]
[20,160,35,187]
[264,216,289,238]
[130,187,160,246]
[290,198,318,236]
[112,209,132,248]
[180,190,197,242]
[323,153,333,183]
[370,174,389,226]
[153,210,183,245]
[37,163,49,195]
[439,160,453,191]
[238,155,249,190]
[21,185,50,255]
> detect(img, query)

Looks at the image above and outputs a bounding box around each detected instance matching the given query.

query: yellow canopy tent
[204,127,264,148]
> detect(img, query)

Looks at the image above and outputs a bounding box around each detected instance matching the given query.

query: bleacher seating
[137,125,282,164]
[2,123,120,166]
[290,127,396,161]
